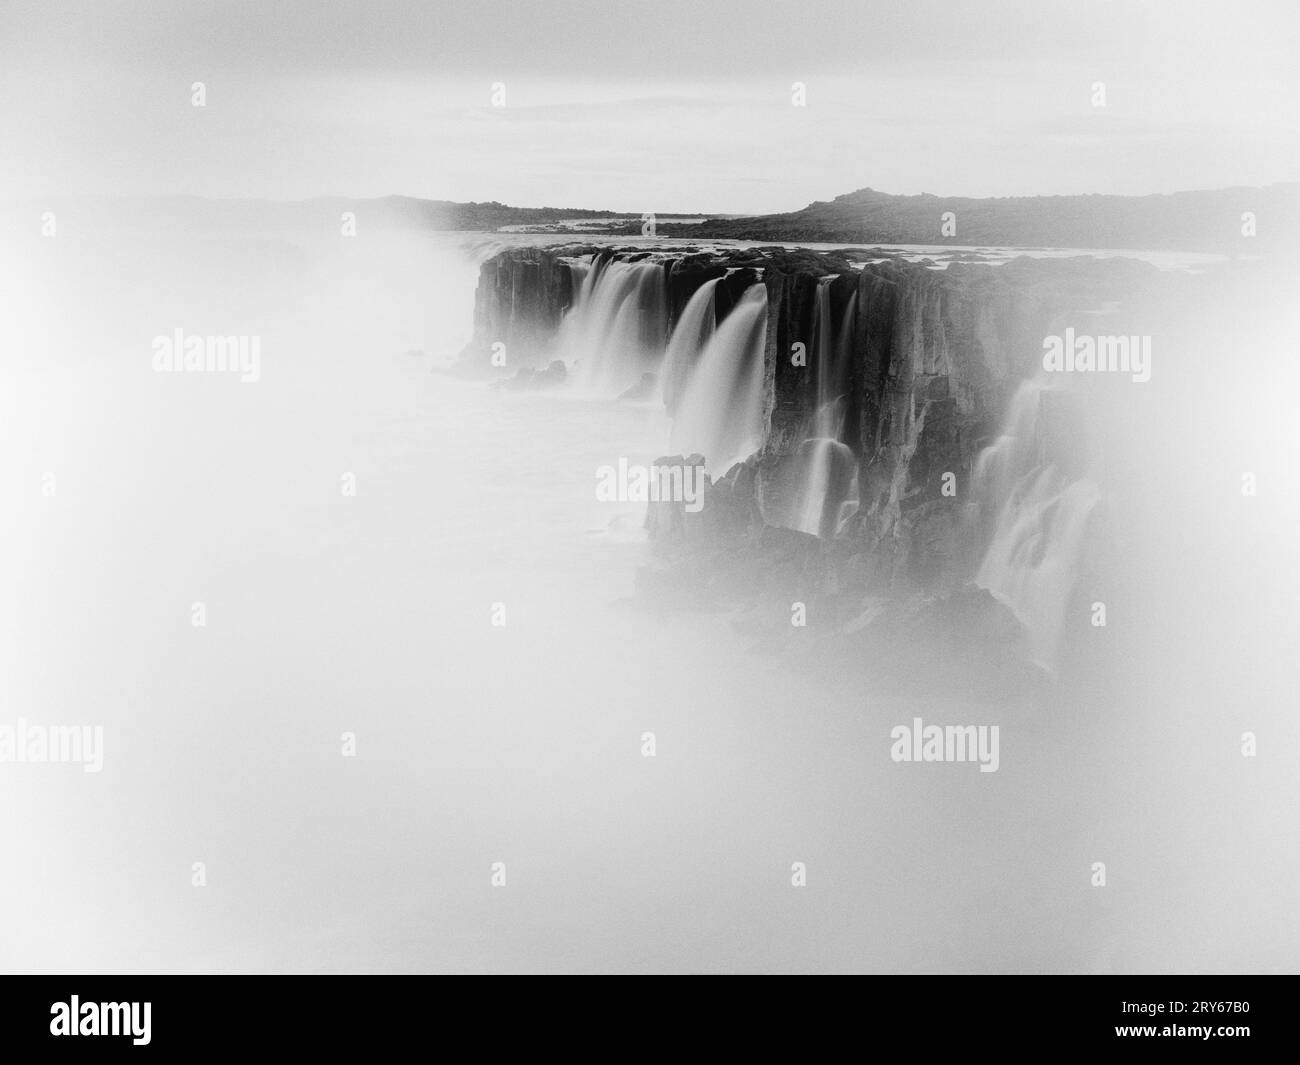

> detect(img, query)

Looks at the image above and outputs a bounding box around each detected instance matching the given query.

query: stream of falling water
[973,378,1100,670]
[659,276,719,413]
[561,258,666,396]
[782,279,861,537]
[666,283,769,474]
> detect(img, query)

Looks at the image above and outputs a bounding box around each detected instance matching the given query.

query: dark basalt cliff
[762,253,1154,587]
[468,246,576,359]
[461,244,1159,603]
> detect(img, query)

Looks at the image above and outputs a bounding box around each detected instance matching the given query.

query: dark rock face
[759,257,858,455]
[462,243,1158,594]
[714,266,762,324]
[463,246,577,368]
[665,255,726,331]
[841,257,1160,589]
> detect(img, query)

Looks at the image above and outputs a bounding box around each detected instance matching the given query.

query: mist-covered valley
[2,211,1296,973]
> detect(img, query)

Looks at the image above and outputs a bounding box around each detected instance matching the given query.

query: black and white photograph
[1,0,1297,1034]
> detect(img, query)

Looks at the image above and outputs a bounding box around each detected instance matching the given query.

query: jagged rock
[643,453,707,543]
[617,372,657,402]
[821,584,1042,697]
[495,359,567,391]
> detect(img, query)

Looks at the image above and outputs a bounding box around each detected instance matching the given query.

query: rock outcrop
[467,246,576,367]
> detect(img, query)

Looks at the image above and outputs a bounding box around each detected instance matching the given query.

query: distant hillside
[318,196,630,231]
[658,185,1300,253]
[6,188,1294,252]
[0,195,707,237]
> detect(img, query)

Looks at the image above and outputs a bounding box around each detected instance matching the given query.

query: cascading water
[566,259,592,296]
[790,437,859,538]
[810,279,846,437]
[669,283,769,475]
[553,259,599,367]
[659,277,719,413]
[559,258,666,396]
[785,280,860,536]
[974,377,1100,670]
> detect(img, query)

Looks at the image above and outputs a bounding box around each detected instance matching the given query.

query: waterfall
[660,277,719,413]
[567,259,593,295]
[553,260,599,367]
[669,283,769,475]
[974,378,1099,670]
[784,280,859,536]
[791,438,859,538]
[810,279,838,436]
[559,258,666,395]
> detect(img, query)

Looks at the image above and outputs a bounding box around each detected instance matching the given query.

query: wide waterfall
[668,283,769,474]
[974,378,1100,670]
[659,277,720,413]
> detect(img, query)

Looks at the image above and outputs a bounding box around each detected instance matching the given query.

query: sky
[1,0,1297,213]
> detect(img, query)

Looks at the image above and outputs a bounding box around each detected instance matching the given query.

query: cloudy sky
[2,0,1296,213]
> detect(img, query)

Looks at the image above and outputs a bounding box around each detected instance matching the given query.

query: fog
[2,220,1297,973]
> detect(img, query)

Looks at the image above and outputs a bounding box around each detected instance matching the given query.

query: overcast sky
[2,0,1296,213]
